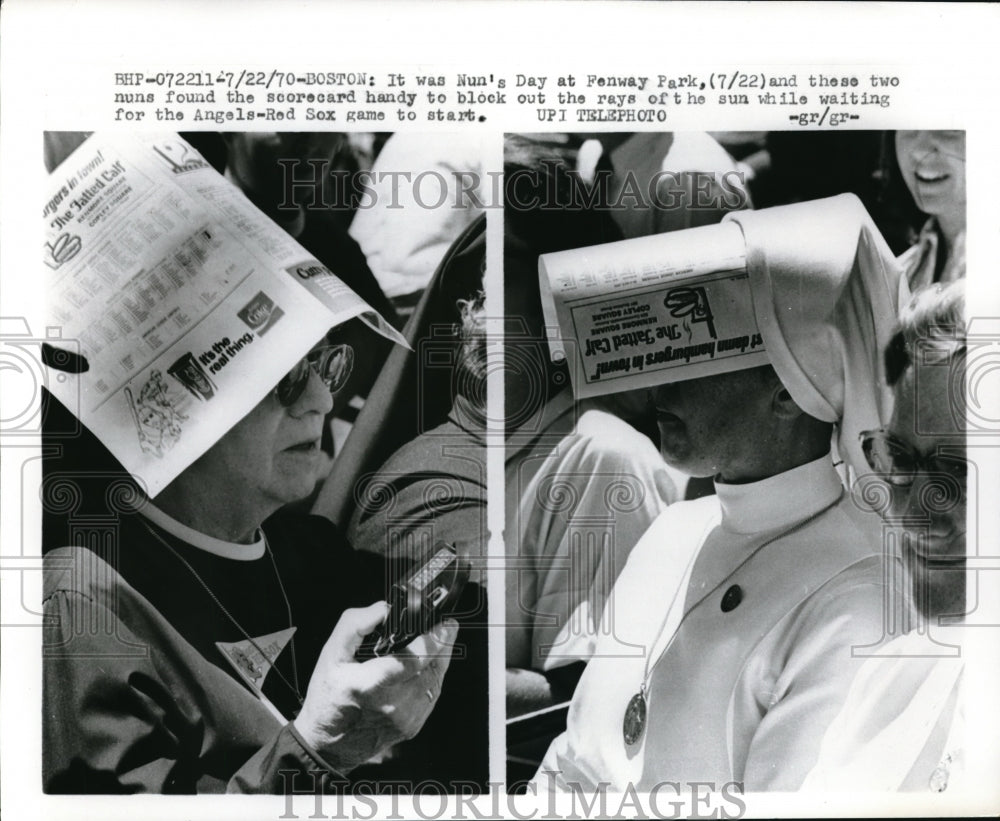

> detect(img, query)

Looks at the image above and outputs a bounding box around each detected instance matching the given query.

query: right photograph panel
[503,131,967,797]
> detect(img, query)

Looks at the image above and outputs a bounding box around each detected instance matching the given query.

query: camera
[356,542,470,660]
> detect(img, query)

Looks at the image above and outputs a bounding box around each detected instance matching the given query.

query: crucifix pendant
[622,689,647,746]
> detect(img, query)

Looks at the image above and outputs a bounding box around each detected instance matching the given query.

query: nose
[910,132,938,162]
[288,366,334,417]
[887,480,918,525]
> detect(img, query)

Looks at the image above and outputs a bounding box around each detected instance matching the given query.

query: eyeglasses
[275,344,354,407]
[859,429,967,488]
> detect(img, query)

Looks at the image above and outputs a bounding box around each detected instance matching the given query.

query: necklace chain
[624,489,845,747]
[639,489,844,692]
[140,519,304,705]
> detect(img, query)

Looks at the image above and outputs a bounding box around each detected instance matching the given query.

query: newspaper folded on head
[42,132,406,496]
[539,220,769,399]
[539,193,901,486]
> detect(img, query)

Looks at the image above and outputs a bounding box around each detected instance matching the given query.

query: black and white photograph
[2,3,1000,820]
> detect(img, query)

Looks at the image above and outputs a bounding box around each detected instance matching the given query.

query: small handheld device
[356,542,470,660]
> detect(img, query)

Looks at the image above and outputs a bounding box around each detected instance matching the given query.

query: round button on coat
[721,584,743,612]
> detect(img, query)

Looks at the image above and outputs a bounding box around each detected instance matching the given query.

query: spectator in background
[893,131,966,292]
[804,280,969,792]
[349,133,489,317]
[348,292,488,572]
[600,131,751,238]
[503,136,680,714]
[222,132,365,235]
[880,282,968,620]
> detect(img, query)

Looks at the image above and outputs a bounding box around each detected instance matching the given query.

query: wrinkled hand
[293,602,458,774]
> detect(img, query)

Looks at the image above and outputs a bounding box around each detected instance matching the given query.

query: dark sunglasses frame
[859,428,967,488]
[274,344,354,407]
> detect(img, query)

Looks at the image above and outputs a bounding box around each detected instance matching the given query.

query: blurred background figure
[892,130,966,292]
[348,291,488,571]
[504,135,679,718]
[601,131,751,238]
[223,132,371,233]
[882,281,968,619]
[349,132,489,319]
[805,280,969,792]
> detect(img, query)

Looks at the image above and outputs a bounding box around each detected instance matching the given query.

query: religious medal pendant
[623,683,647,747]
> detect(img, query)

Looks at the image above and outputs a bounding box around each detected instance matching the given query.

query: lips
[923,558,966,571]
[906,545,963,564]
[915,169,949,183]
[905,529,965,564]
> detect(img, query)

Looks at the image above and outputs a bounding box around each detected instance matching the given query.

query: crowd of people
[40,128,973,797]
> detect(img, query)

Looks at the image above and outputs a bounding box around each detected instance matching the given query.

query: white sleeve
[741,569,896,791]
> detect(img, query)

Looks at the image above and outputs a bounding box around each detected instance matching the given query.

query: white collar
[714,453,843,536]
[138,500,267,561]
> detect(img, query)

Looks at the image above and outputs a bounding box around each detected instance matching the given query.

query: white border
[3,1,999,818]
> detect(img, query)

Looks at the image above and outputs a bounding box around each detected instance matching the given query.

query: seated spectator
[43,329,474,792]
[348,293,487,572]
[804,280,969,792]
[503,136,679,714]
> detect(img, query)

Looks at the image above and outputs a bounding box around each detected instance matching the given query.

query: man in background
[805,280,970,792]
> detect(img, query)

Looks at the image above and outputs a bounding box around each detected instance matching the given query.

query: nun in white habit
[533,194,914,793]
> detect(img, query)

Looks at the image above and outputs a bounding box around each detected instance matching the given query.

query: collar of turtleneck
[138,499,267,561]
[714,453,844,536]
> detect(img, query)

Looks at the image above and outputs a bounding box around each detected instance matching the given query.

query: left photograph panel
[39,131,488,794]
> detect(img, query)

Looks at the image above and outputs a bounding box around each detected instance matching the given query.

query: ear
[770,383,803,421]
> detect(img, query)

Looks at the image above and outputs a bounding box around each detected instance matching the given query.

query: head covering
[724,194,902,482]
[41,132,405,497]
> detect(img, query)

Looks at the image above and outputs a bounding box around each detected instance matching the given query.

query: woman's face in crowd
[895,130,967,217]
